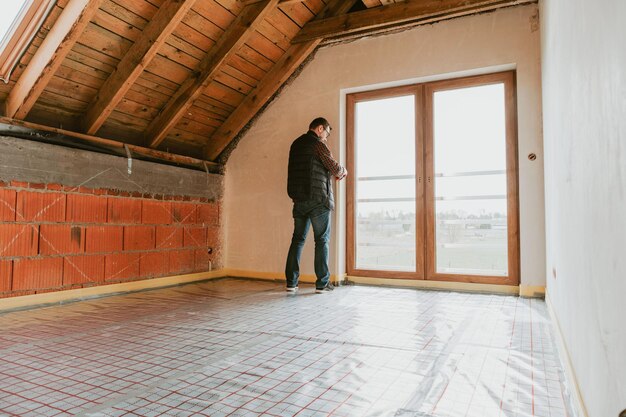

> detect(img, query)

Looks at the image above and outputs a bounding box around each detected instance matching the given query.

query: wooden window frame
[0,0,57,83]
[346,71,520,286]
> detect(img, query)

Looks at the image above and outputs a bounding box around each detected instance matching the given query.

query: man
[285,117,347,293]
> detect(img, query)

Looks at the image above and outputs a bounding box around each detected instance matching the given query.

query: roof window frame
[0,0,57,83]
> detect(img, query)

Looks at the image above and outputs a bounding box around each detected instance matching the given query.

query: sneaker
[286,286,298,292]
[315,283,334,294]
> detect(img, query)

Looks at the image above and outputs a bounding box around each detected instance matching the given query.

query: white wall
[540,0,626,416]
[224,5,545,287]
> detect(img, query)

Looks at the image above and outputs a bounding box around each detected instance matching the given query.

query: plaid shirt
[314,139,347,179]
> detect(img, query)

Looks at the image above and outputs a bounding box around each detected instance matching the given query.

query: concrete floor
[0,279,576,417]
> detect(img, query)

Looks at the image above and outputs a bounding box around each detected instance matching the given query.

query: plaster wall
[224,5,545,287]
[540,0,626,415]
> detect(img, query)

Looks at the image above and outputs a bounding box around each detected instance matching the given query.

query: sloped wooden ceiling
[0,0,535,170]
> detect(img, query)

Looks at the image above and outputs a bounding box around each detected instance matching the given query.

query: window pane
[435,199,508,276]
[358,178,415,200]
[356,96,415,177]
[355,95,415,271]
[433,84,508,276]
[435,174,506,198]
[356,202,416,271]
[434,84,506,173]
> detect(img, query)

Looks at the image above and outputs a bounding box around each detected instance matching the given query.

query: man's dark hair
[309,117,331,131]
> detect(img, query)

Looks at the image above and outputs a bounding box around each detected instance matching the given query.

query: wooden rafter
[4,0,102,120]
[292,0,537,43]
[145,0,279,149]
[82,0,197,135]
[204,0,359,160]
[0,116,218,169]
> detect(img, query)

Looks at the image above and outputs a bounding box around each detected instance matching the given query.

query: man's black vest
[287,131,334,210]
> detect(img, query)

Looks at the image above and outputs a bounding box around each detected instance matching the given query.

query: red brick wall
[0,180,221,299]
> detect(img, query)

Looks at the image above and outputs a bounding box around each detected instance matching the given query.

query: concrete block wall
[0,181,220,298]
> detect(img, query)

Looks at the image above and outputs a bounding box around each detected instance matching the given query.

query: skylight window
[0,2,28,42]
[0,0,57,83]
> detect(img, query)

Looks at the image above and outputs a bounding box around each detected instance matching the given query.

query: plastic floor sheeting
[0,279,576,417]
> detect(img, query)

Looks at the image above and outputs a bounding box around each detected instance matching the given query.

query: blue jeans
[285,201,331,289]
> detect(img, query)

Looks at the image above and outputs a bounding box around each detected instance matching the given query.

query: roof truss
[145,0,280,149]
[82,0,198,135]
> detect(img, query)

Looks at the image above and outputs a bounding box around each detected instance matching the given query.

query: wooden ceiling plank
[195,96,235,115]
[182,10,223,43]
[57,63,106,87]
[191,0,238,31]
[127,85,170,108]
[204,0,357,160]
[362,0,383,7]
[213,71,254,95]
[185,105,227,123]
[277,2,315,28]
[99,0,149,29]
[146,0,280,148]
[166,33,207,61]
[4,0,103,120]
[82,0,197,135]
[79,22,132,60]
[221,64,258,88]
[257,19,291,51]
[292,0,537,43]
[265,9,301,38]
[213,0,244,14]
[62,57,111,81]
[242,0,301,6]
[108,0,160,20]
[92,9,143,42]
[228,54,266,81]
[204,82,246,108]
[173,24,215,53]
[145,54,192,85]
[46,74,98,105]
[238,44,275,71]
[71,43,119,69]
[136,72,178,95]
[157,42,200,71]
[246,32,286,63]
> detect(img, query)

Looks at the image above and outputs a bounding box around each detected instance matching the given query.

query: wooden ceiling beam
[145,0,280,149]
[0,116,218,169]
[204,0,359,161]
[292,0,537,43]
[82,0,197,135]
[4,0,103,120]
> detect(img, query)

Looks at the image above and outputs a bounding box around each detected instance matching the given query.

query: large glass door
[347,72,519,285]
[347,86,424,279]
[425,73,519,284]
